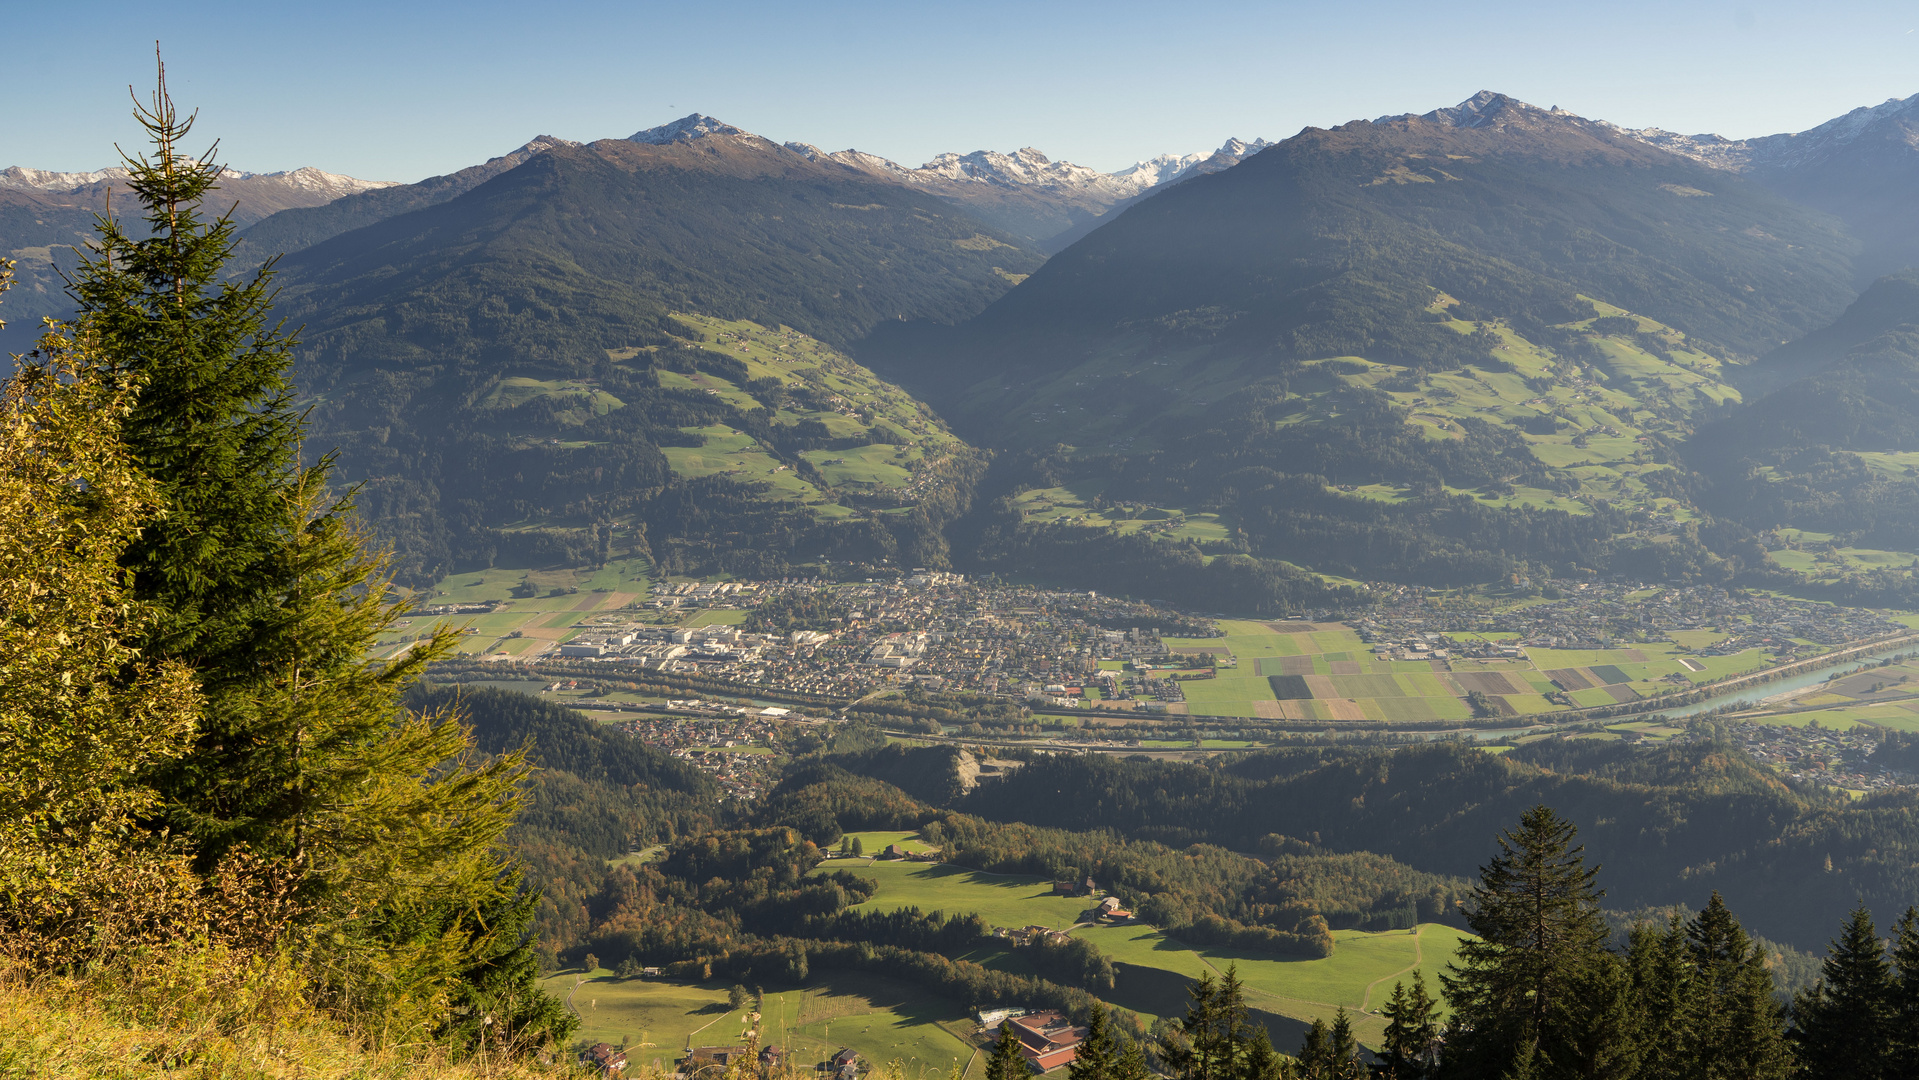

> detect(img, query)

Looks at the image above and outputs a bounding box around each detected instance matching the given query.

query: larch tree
[0,275,203,958]
[63,59,567,1048]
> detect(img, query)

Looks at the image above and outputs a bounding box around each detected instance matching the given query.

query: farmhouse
[1009,1010,1090,1072]
[581,1042,629,1075]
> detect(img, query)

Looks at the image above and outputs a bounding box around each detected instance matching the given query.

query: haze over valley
[12,21,1919,1076]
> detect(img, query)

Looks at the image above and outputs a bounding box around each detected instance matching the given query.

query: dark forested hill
[826,738,1917,953]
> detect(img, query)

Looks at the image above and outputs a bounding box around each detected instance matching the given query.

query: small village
[1725,719,1913,793]
[523,575,1201,709]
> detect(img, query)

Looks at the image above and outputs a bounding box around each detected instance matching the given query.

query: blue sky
[6,0,1918,182]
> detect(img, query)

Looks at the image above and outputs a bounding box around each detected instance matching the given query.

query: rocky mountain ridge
[1610,91,1919,172]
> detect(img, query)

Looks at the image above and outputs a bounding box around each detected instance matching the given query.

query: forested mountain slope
[268,133,1036,582]
[862,92,1866,597]
[829,738,1914,953]
[1686,271,1919,594]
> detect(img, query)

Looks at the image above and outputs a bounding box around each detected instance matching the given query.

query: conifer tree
[1160,966,1253,1080]
[65,59,566,1048]
[1326,1010,1362,1080]
[1239,1025,1293,1080]
[1297,1019,1330,1080]
[1440,805,1627,1080]
[1113,1029,1154,1080]
[1891,907,1919,1065]
[1377,973,1440,1079]
[1070,1005,1120,1080]
[1622,917,1690,1080]
[987,1022,1031,1080]
[1791,905,1894,1080]
[0,296,204,956]
[1681,892,1789,1080]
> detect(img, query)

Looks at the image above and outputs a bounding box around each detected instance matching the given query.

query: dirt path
[1359,926,1425,1014]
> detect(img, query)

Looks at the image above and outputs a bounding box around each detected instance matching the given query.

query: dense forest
[818,737,1919,953]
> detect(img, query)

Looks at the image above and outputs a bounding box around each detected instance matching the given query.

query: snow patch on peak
[1610,90,1919,172]
[0,163,396,195]
[1603,126,1753,170]
[630,114,751,144]
[910,146,1103,188]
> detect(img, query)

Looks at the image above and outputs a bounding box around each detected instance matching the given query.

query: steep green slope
[1688,271,1919,598]
[316,308,982,584]
[271,134,1031,584]
[871,94,1858,596]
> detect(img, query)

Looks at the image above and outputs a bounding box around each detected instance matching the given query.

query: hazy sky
[6,0,1918,182]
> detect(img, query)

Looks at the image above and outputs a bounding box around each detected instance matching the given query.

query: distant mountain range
[1610,92,1919,284]
[11,90,1919,608]
[0,162,396,353]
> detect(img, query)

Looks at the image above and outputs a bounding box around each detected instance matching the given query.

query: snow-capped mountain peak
[629,114,753,145]
[1608,91,1919,173]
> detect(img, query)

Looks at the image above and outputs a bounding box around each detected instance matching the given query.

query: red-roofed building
[1008,1011,1088,1072]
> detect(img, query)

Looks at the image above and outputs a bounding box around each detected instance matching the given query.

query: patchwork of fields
[1156,620,1774,725]
[370,556,657,661]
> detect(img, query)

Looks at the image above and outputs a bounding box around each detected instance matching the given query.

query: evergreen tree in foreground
[1377,972,1440,1080]
[1440,805,1635,1080]
[65,60,567,1048]
[987,1021,1031,1080]
[1681,892,1790,1080]
[1070,1005,1155,1080]
[1070,1004,1120,1080]
[1791,905,1895,1080]
[1295,1009,1360,1080]
[1891,907,1919,1066]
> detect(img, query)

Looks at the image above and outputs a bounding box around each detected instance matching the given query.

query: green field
[547,971,980,1077]
[370,555,654,659]
[826,839,1472,1046]
[1149,618,1791,725]
[830,853,1094,929]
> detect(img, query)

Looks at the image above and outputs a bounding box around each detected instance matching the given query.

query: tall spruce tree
[65,59,567,1048]
[1160,967,1252,1080]
[1623,917,1692,1080]
[1440,805,1631,1080]
[1791,905,1895,1080]
[1681,892,1790,1080]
